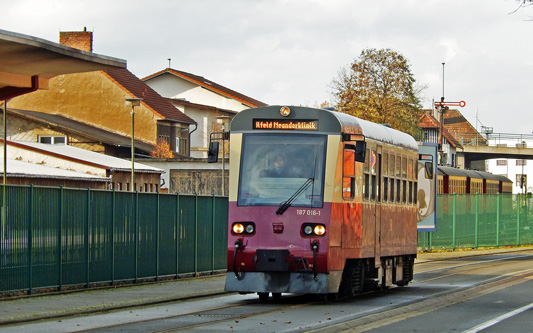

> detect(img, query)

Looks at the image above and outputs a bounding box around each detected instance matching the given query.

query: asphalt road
[2,250,533,332]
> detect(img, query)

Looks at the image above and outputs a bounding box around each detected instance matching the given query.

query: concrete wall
[137,158,228,195]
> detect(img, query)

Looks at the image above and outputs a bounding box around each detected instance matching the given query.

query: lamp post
[216,116,230,196]
[125,98,143,192]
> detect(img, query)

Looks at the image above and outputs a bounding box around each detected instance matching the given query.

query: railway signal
[435,99,466,165]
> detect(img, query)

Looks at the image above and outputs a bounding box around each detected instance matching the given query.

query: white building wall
[145,73,253,159]
[486,139,532,194]
[145,74,249,111]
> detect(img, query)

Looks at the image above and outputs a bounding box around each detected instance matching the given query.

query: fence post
[134,191,139,283]
[28,184,34,295]
[517,194,521,247]
[156,191,160,281]
[175,192,180,276]
[475,193,479,249]
[58,186,63,290]
[86,187,91,287]
[496,193,500,248]
[212,194,216,273]
[112,189,115,285]
[194,195,198,274]
[452,193,456,250]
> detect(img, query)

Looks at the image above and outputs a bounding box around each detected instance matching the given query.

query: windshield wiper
[276,177,314,215]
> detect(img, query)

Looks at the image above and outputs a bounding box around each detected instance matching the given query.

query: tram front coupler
[233,238,245,279]
[311,240,319,280]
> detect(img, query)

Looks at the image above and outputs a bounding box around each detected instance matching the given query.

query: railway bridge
[456,133,533,169]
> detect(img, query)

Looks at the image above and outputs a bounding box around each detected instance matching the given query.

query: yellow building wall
[8,71,161,146]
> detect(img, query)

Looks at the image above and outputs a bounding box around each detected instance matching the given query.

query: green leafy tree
[331,48,423,137]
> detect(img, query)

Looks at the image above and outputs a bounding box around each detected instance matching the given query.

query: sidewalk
[1,247,532,325]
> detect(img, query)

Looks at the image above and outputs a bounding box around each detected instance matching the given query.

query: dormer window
[39,135,66,145]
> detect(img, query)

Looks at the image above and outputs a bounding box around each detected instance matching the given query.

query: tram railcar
[437,166,512,194]
[223,105,419,300]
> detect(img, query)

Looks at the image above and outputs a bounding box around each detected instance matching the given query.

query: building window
[496,160,507,166]
[517,160,527,166]
[39,135,66,145]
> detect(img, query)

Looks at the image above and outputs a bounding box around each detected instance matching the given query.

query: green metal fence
[0,185,228,294]
[418,193,533,250]
[3,185,532,294]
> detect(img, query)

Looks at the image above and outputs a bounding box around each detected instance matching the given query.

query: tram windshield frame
[237,133,327,208]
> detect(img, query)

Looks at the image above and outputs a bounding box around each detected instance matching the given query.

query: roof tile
[103,68,196,124]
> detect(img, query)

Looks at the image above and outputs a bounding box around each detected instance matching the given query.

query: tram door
[374,146,382,267]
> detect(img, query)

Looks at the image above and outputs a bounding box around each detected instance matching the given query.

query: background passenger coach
[212,105,421,300]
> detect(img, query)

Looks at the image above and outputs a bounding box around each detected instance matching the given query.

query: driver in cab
[260,154,295,177]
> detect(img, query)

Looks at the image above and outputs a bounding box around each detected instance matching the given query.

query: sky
[2,0,533,134]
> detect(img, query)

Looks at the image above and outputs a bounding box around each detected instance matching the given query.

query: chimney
[59,27,93,52]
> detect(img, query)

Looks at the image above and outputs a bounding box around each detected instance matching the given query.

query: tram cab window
[237,134,326,207]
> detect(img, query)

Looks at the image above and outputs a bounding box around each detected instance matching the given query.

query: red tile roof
[419,112,462,148]
[444,109,486,145]
[143,68,268,108]
[418,112,439,128]
[103,68,196,124]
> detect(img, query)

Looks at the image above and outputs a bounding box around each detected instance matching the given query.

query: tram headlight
[232,222,255,235]
[314,225,326,236]
[233,223,244,234]
[245,224,255,234]
[302,223,326,236]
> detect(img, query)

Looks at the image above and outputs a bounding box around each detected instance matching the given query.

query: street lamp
[216,116,230,196]
[125,98,143,192]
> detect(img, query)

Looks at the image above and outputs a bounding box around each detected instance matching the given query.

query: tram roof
[472,170,505,181]
[438,166,511,183]
[231,106,418,151]
[490,174,513,183]
[438,166,471,177]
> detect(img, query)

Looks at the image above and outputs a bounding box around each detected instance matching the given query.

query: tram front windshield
[237,134,326,208]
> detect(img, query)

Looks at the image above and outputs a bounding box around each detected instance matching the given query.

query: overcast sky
[3,0,532,134]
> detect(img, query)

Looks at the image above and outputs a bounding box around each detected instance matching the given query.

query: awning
[0,29,127,100]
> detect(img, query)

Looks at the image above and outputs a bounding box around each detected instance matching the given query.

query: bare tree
[511,0,533,14]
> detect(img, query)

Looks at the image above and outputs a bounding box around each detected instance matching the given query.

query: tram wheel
[340,261,364,297]
[258,292,269,301]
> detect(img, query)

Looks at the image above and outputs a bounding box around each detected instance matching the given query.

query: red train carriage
[437,166,512,195]
[221,106,419,300]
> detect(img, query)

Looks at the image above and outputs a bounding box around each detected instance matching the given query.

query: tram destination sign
[253,119,318,131]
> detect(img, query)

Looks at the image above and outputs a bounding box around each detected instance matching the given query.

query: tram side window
[413,182,418,205]
[364,148,370,200]
[389,154,395,202]
[343,146,356,200]
[408,158,414,204]
[396,155,402,203]
[402,157,407,203]
[371,150,377,201]
[383,153,389,202]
